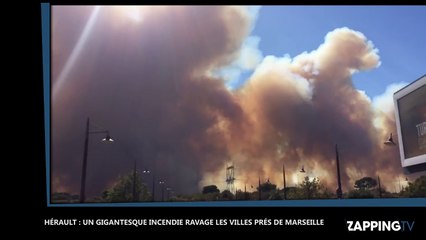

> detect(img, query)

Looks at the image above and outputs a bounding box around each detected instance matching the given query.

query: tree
[102,171,151,202]
[348,189,374,199]
[299,176,320,199]
[258,180,277,193]
[285,187,303,200]
[257,179,277,200]
[51,192,79,203]
[202,185,220,194]
[235,189,250,200]
[354,177,377,190]
[268,189,283,200]
[348,176,378,199]
[317,187,334,199]
[400,176,426,198]
[219,190,235,200]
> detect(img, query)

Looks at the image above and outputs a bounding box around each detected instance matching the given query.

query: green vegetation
[52,175,426,203]
[51,192,79,203]
[284,177,334,200]
[348,176,378,199]
[102,171,151,202]
[354,177,377,190]
[400,175,426,198]
[202,185,220,194]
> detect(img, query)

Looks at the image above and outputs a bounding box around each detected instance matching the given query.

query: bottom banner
[35,205,423,234]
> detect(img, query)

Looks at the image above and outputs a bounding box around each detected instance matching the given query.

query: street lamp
[298,165,314,199]
[166,187,172,201]
[383,133,398,195]
[151,173,156,202]
[80,117,114,203]
[142,169,151,201]
[159,180,165,201]
[384,133,396,145]
[295,165,307,188]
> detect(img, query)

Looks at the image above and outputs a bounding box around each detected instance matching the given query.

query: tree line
[51,173,426,203]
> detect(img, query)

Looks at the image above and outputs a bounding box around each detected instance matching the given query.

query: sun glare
[114,6,145,23]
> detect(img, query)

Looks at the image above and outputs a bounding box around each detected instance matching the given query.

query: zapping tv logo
[346,220,415,232]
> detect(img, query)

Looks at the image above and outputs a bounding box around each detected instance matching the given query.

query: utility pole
[162,184,165,201]
[335,144,343,199]
[152,174,155,202]
[80,118,90,203]
[132,160,137,202]
[159,180,165,201]
[377,175,382,198]
[258,177,261,200]
[79,117,113,203]
[283,163,287,200]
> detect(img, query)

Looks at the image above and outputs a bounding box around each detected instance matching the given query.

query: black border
[27,2,426,234]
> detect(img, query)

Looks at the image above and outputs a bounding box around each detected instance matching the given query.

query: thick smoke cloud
[52,6,404,198]
[220,27,401,191]
[52,6,251,197]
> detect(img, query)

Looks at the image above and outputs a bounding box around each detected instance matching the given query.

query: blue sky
[233,6,426,99]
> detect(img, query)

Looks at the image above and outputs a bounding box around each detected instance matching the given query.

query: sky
[228,6,426,96]
[51,6,426,199]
